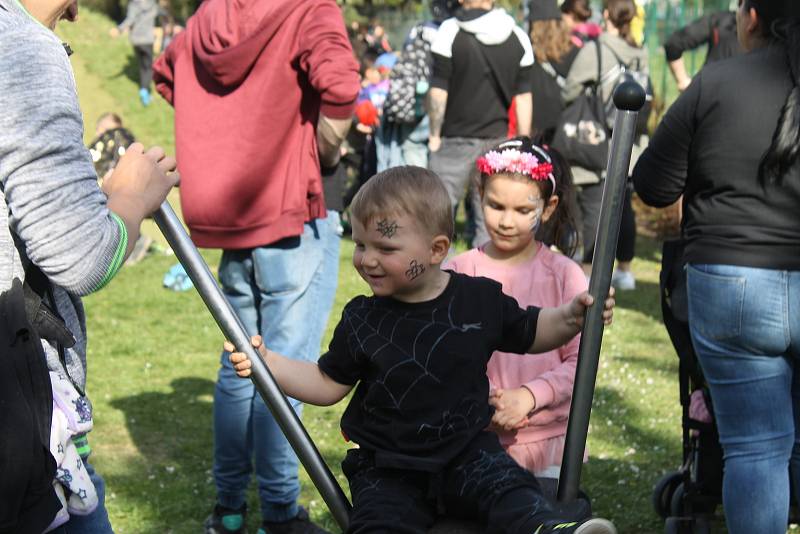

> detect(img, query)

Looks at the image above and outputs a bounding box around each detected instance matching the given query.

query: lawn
[59,10,688,534]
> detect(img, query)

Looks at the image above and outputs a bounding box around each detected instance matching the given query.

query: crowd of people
[1,0,799,533]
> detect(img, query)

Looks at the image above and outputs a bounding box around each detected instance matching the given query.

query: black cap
[529,0,562,21]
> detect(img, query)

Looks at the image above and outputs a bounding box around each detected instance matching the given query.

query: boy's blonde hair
[350,166,454,240]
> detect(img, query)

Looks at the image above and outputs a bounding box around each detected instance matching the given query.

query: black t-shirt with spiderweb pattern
[319,271,540,472]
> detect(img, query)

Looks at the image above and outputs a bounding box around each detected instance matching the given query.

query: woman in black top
[633,2,800,532]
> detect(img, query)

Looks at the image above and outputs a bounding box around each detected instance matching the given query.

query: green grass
[58,10,696,534]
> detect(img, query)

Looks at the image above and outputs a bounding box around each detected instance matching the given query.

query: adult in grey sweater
[0,0,177,529]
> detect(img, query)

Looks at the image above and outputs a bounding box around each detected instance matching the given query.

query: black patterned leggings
[577,179,637,264]
[133,44,153,91]
[341,432,559,534]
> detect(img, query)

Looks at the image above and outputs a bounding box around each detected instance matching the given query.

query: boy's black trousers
[342,431,560,534]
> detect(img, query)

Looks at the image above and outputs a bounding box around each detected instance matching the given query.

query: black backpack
[384,23,435,124]
[551,41,610,174]
[552,41,653,174]
[600,43,653,136]
[0,264,75,534]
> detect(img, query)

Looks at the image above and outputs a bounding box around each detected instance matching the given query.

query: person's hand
[489,388,535,431]
[222,336,267,378]
[564,288,616,329]
[224,335,267,379]
[103,143,178,222]
[428,135,442,153]
[355,123,373,134]
[676,75,691,92]
[109,26,120,38]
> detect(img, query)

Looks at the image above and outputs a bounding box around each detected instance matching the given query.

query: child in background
[358,61,391,115]
[88,112,136,183]
[347,57,392,208]
[227,166,617,534]
[87,113,153,265]
[447,137,584,479]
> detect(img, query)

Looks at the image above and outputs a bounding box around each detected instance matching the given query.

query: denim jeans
[213,212,341,521]
[687,264,800,534]
[428,137,504,248]
[51,459,114,534]
[375,116,430,171]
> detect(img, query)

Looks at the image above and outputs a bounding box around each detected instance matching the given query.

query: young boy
[227,166,617,534]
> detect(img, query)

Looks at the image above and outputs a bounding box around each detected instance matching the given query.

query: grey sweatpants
[428,137,504,248]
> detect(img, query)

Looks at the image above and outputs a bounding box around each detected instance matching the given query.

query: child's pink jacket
[446,244,587,459]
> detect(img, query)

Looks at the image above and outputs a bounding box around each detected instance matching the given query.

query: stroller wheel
[670,482,686,516]
[671,482,717,518]
[654,472,683,519]
[664,517,680,534]
[664,516,711,534]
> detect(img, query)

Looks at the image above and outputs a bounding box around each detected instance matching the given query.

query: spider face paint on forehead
[376,218,400,238]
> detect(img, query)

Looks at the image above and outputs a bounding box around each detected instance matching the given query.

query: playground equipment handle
[153,203,352,530]
[558,81,646,502]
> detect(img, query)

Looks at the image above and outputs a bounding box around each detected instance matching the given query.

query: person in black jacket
[664,10,742,92]
[633,2,800,532]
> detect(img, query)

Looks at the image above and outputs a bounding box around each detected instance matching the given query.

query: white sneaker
[611,269,636,291]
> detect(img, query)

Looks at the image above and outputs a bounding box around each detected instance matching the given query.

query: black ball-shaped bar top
[613,80,647,112]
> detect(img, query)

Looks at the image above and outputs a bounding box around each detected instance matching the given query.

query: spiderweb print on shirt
[342,296,484,439]
[456,449,521,498]
[417,398,484,444]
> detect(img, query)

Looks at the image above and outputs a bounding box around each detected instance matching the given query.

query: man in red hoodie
[152,1,359,533]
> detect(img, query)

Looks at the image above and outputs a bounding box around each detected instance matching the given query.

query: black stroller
[652,239,799,533]
[651,239,722,534]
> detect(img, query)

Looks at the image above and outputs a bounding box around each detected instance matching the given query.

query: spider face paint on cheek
[405,260,426,281]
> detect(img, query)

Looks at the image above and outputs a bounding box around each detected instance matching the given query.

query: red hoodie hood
[191,0,313,87]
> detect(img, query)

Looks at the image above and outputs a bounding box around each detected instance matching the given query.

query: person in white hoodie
[427,0,533,247]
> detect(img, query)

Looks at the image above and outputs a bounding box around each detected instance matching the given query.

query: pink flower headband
[476,145,556,192]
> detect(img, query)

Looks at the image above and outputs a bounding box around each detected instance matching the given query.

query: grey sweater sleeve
[562,42,598,103]
[0,25,127,295]
[118,0,140,32]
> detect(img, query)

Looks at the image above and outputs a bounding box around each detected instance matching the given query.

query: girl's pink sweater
[447,243,587,449]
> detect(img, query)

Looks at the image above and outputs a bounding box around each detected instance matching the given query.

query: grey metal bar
[558,81,646,502]
[153,202,352,530]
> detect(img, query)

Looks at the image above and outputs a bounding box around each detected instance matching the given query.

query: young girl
[447,137,585,479]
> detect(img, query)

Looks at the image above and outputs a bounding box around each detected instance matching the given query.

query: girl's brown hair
[531,19,573,64]
[561,0,592,23]
[604,0,638,47]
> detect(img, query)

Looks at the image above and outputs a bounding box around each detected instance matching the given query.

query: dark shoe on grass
[205,503,247,534]
[258,507,331,534]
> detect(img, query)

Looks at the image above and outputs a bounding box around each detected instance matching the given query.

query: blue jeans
[375,116,429,171]
[51,459,114,534]
[687,264,800,534]
[213,212,341,521]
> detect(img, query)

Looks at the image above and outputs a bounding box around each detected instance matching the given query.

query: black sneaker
[205,503,247,534]
[535,517,617,534]
[258,507,331,534]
